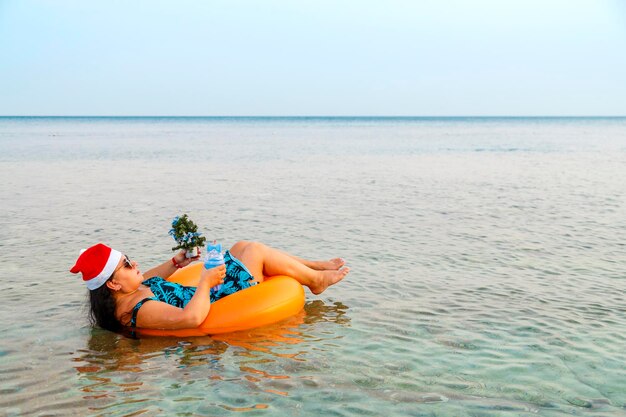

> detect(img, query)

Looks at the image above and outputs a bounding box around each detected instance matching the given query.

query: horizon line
[1,115,626,118]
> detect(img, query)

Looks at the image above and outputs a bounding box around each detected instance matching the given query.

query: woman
[70,241,350,332]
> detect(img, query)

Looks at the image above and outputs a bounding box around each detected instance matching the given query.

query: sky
[1,0,625,116]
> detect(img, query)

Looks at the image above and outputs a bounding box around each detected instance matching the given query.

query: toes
[329,258,346,270]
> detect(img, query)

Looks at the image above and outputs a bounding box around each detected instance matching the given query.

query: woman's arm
[133,264,226,329]
[143,250,199,280]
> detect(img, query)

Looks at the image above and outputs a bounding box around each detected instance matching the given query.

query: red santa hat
[70,243,122,290]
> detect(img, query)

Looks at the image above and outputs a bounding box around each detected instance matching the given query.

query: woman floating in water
[70,241,349,333]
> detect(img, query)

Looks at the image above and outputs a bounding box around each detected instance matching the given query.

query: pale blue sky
[1,0,625,116]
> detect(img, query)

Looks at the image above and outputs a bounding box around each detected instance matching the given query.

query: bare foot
[311,258,346,271]
[310,267,350,295]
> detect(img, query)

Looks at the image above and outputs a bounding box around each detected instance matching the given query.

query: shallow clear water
[1,117,625,416]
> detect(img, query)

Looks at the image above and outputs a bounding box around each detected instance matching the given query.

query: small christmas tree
[169,214,207,257]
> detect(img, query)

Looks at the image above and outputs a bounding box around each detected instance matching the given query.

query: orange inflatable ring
[134,262,306,337]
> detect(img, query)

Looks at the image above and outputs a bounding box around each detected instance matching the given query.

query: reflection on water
[76,299,351,370]
[77,331,227,373]
[70,300,351,414]
[303,300,350,326]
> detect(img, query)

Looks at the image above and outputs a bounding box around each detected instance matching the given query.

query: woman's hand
[173,250,201,268]
[201,264,226,288]
[144,250,203,281]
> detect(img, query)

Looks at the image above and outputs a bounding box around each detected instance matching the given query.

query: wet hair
[88,283,123,333]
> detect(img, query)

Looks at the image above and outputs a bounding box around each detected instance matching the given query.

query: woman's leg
[229,241,349,295]
[273,250,345,271]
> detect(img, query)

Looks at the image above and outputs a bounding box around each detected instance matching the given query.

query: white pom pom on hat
[70,243,122,290]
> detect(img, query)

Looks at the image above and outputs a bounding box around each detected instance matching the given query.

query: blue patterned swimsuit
[130,250,256,327]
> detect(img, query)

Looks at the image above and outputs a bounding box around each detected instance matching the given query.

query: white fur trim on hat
[86,249,122,290]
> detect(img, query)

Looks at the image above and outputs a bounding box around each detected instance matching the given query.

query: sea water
[0,117,625,416]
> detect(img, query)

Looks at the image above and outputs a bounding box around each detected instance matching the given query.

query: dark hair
[88,284,123,332]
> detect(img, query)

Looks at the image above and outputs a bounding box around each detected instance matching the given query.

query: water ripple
[1,117,626,415]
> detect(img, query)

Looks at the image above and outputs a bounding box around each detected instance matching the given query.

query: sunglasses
[111,254,134,277]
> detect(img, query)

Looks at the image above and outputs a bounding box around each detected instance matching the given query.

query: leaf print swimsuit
[130,251,257,327]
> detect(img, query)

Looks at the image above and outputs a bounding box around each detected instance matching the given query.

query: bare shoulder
[115,288,154,326]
